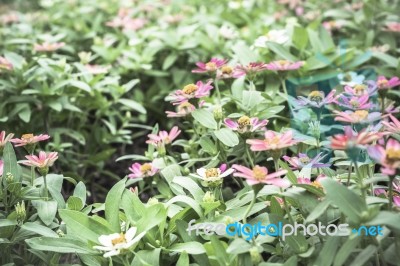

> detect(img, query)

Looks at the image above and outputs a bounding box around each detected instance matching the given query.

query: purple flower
[283,153,330,170]
[336,94,373,110]
[224,116,268,133]
[296,90,336,108]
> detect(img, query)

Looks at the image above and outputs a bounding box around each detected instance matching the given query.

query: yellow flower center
[354,84,366,95]
[111,233,126,245]
[308,91,324,102]
[386,149,400,161]
[349,99,359,108]
[21,134,34,140]
[178,102,193,112]
[311,181,323,189]
[205,62,217,71]
[221,65,233,74]
[299,156,310,164]
[252,166,266,181]
[182,84,198,95]
[238,116,251,128]
[205,168,219,178]
[140,163,152,174]
[354,110,369,120]
[377,79,388,88]
[277,60,289,66]
[265,136,281,147]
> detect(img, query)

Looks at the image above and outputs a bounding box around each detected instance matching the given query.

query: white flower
[254,29,289,47]
[219,25,238,39]
[93,227,145,258]
[195,167,234,182]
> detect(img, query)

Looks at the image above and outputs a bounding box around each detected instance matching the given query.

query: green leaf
[365,211,400,233]
[167,195,203,218]
[266,42,297,61]
[172,176,204,201]
[162,53,178,70]
[292,26,308,50]
[132,248,161,266]
[105,178,126,232]
[67,196,84,211]
[73,181,87,204]
[137,203,167,233]
[348,245,376,266]
[169,242,206,254]
[333,236,361,266]
[241,91,263,112]
[305,199,331,223]
[32,200,58,226]
[21,222,59,237]
[199,136,217,155]
[69,80,92,93]
[314,236,341,266]
[278,160,297,184]
[2,142,21,184]
[214,128,239,147]
[226,238,252,254]
[321,179,367,224]
[192,109,217,129]
[58,209,113,243]
[176,252,189,266]
[118,99,146,114]
[26,237,97,254]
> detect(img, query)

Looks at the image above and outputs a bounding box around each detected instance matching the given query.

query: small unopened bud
[38,167,49,176]
[202,191,215,203]
[130,187,139,195]
[56,229,65,237]
[6,172,14,183]
[147,198,159,206]
[249,246,262,264]
[223,216,234,225]
[78,51,92,64]
[15,201,26,223]
[213,106,223,121]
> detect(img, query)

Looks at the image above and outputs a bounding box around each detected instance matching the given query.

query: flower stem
[243,190,257,224]
[43,174,49,201]
[30,166,35,186]
[388,176,394,210]
[214,79,222,103]
[246,144,254,168]
[346,162,353,186]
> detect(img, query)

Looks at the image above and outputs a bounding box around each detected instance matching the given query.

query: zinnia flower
[283,153,330,170]
[11,133,50,147]
[93,227,145,258]
[20,151,58,172]
[335,94,373,110]
[374,180,400,207]
[368,138,400,175]
[331,126,383,151]
[384,22,400,32]
[216,65,238,79]
[194,164,234,187]
[0,56,13,71]
[84,64,110,75]
[343,81,377,96]
[146,126,181,147]
[0,130,14,150]
[232,62,268,78]
[169,81,213,104]
[254,29,289,47]
[382,114,400,134]
[333,110,381,124]
[296,90,336,108]
[34,42,65,52]
[232,164,289,187]
[265,60,304,71]
[246,130,298,151]
[338,72,365,87]
[376,76,400,90]
[166,102,196,118]
[128,162,158,179]
[224,116,268,133]
[192,58,227,73]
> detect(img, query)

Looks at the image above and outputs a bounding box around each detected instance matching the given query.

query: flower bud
[213,106,223,121]
[6,172,14,183]
[249,246,262,264]
[15,201,26,223]
[56,229,65,237]
[147,197,159,206]
[38,167,49,176]
[223,216,234,225]
[202,191,216,203]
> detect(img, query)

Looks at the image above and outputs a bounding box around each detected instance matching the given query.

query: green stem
[246,144,254,168]
[30,166,35,186]
[354,161,366,199]
[214,79,221,103]
[43,174,49,201]
[243,190,257,224]
[346,162,353,186]
[274,159,294,224]
[388,176,394,210]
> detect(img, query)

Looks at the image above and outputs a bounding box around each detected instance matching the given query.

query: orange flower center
[299,156,310,164]
[265,136,281,147]
[140,163,152,174]
[308,91,324,102]
[238,116,251,128]
[205,168,219,178]
[182,84,198,95]
[178,102,193,112]
[252,166,266,181]
[349,99,359,108]
[205,62,217,71]
[386,149,400,161]
[311,181,323,189]
[221,65,233,74]
[377,79,389,88]
[354,110,369,120]
[277,60,289,66]
[111,233,126,245]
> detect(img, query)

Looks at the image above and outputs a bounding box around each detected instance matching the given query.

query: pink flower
[84,64,110,75]
[0,13,19,24]
[192,58,227,73]
[146,126,181,147]
[216,65,239,79]
[0,130,14,149]
[333,110,381,124]
[166,102,196,118]
[296,90,337,108]
[0,56,13,71]
[128,162,158,179]
[376,76,400,90]
[232,164,289,187]
[297,175,326,190]
[335,94,373,110]
[283,152,330,170]
[169,81,213,104]
[265,60,304,71]
[224,116,268,133]
[331,126,383,150]
[384,22,400,32]
[382,114,400,134]
[246,130,298,151]
[368,139,400,175]
[344,81,377,96]
[0,160,3,176]
[232,62,267,77]
[11,134,50,147]
[374,180,400,207]
[34,42,65,52]
[20,151,58,169]
[322,20,343,32]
